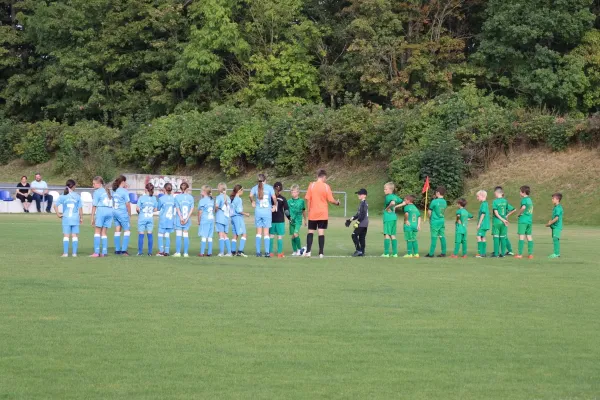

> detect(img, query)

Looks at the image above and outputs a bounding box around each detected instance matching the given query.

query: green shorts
[403,226,418,242]
[289,220,302,236]
[430,224,445,238]
[517,223,532,236]
[552,228,562,239]
[477,228,489,238]
[492,222,507,237]
[269,222,285,236]
[383,220,397,236]
[455,232,467,244]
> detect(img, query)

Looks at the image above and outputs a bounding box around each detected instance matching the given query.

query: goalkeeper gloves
[345,219,351,228]
[353,220,359,229]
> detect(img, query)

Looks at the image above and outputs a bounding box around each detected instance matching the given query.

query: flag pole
[424,189,428,222]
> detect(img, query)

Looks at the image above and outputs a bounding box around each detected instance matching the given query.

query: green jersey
[404,204,420,228]
[455,208,473,234]
[478,201,490,230]
[383,194,403,222]
[288,198,305,222]
[492,198,514,222]
[519,197,534,224]
[551,204,563,230]
[429,198,447,226]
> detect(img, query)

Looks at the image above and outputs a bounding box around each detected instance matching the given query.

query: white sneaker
[303,251,311,258]
[217,253,224,257]
[224,253,233,257]
[319,254,324,259]
[72,254,77,258]
[291,251,298,256]
[61,254,68,258]
[183,253,189,258]
[173,253,181,258]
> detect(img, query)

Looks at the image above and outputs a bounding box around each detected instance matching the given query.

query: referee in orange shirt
[303,169,340,258]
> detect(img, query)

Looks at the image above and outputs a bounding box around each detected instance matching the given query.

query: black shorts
[308,220,328,230]
[17,194,33,203]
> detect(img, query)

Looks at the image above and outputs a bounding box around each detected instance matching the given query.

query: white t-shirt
[30,180,48,195]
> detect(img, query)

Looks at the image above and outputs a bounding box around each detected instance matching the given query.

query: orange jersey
[305,181,335,221]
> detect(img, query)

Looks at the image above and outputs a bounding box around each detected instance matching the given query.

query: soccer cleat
[121,251,130,257]
[352,251,363,257]
[499,254,505,258]
[425,254,434,258]
[392,254,398,258]
[265,253,271,258]
[163,253,170,257]
[506,251,514,256]
[183,253,189,258]
[437,254,446,258]
[61,254,68,258]
[548,254,561,259]
[278,253,285,258]
[100,254,106,258]
[269,253,275,258]
[527,255,534,259]
[462,255,468,259]
[72,254,77,257]
[198,253,205,257]
[449,255,458,259]
[403,254,413,258]
[147,253,152,257]
[137,253,144,256]
[319,254,324,259]
[115,251,122,255]
[217,253,224,257]
[173,253,181,258]
[475,254,483,258]
[291,251,298,256]
[156,252,164,257]
[413,254,420,258]
[303,251,311,258]
[224,253,233,257]
[514,255,523,259]
[491,255,499,258]
[206,254,211,257]
[381,254,390,258]
[256,253,263,257]
[238,252,248,258]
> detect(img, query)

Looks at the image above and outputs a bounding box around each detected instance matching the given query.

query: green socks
[278,239,283,254]
[413,241,419,255]
[440,237,447,255]
[518,239,525,255]
[553,237,560,255]
[453,241,460,256]
[406,241,412,255]
[429,238,437,256]
[493,236,500,256]
[392,239,398,255]
[500,237,506,255]
[291,237,297,252]
[384,239,391,255]
[528,241,534,255]
[506,238,513,253]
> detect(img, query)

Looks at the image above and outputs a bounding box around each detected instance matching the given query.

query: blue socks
[72,237,78,255]
[231,239,237,253]
[239,237,246,252]
[183,233,189,254]
[164,233,171,254]
[94,234,100,254]
[255,235,262,254]
[158,234,164,253]
[219,238,225,254]
[148,233,153,254]
[225,238,231,254]
[101,236,108,255]
[264,237,270,254]
[207,238,213,255]
[138,234,144,254]
[114,233,121,252]
[201,238,206,255]
[63,238,69,254]
[176,232,182,253]
[122,232,130,252]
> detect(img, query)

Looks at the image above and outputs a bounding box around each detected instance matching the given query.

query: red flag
[421,176,430,194]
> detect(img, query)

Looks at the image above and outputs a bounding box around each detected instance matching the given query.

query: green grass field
[1,214,599,399]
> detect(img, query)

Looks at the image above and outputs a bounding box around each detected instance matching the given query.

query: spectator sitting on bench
[31,173,53,213]
[16,175,33,213]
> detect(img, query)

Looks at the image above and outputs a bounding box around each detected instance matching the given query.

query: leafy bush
[0,119,23,165]
[15,121,64,165]
[217,119,266,177]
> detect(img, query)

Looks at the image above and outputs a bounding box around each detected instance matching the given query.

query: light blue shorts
[95,209,113,229]
[216,222,230,234]
[113,212,131,231]
[62,225,80,235]
[255,215,272,229]
[175,219,192,231]
[231,216,246,236]
[158,227,174,234]
[138,220,154,233]
[198,223,214,238]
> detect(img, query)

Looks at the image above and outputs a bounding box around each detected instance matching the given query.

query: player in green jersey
[476,190,490,258]
[426,186,448,257]
[450,198,472,258]
[493,186,517,256]
[491,187,516,257]
[516,185,534,259]
[288,184,307,256]
[401,195,421,258]
[546,193,563,259]
[382,182,406,258]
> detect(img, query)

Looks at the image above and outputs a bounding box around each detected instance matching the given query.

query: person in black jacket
[269,182,290,257]
[346,189,369,257]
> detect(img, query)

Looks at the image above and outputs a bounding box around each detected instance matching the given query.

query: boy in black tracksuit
[346,188,369,257]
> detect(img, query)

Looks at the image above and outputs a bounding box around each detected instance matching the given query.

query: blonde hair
[290,184,300,192]
[202,185,212,198]
[477,190,487,199]
[385,182,395,191]
[218,182,227,194]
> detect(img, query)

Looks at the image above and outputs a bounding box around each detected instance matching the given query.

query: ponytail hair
[112,175,126,191]
[145,183,154,197]
[164,183,173,194]
[93,176,111,200]
[202,185,212,200]
[230,184,242,201]
[257,173,266,199]
[64,179,76,195]
[180,182,189,192]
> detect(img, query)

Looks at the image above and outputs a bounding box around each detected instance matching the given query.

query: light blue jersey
[57,192,82,234]
[93,188,113,228]
[231,196,244,217]
[112,187,131,230]
[251,184,275,217]
[215,194,231,225]
[231,196,246,236]
[137,195,158,232]
[158,194,176,232]
[175,193,195,230]
[198,196,215,238]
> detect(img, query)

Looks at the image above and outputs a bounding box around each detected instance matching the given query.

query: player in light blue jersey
[54,179,83,257]
[157,183,175,256]
[111,175,132,256]
[197,185,215,256]
[249,174,277,257]
[136,183,158,256]
[215,182,232,256]
[90,176,113,257]
[173,182,195,257]
[230,184,250,257]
